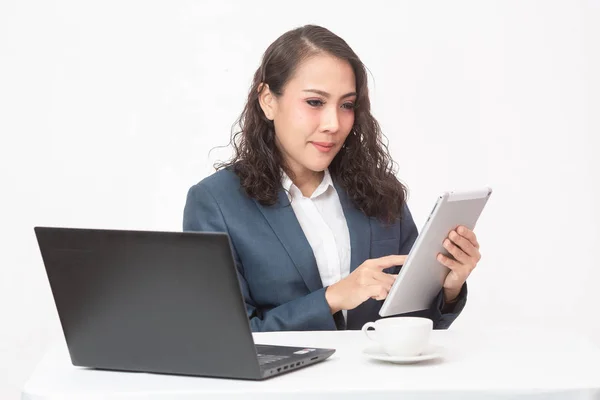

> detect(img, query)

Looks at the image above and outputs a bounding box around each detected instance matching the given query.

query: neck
[287,166,324,198]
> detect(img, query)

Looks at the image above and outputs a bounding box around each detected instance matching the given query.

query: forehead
[285,54,356,95]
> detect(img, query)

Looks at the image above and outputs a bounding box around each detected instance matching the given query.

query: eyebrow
[302,89,357,99]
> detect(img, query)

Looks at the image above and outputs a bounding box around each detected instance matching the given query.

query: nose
[320,106,340,133]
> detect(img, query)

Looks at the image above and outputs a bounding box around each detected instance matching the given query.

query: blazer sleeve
[183,183,338,332]
[394,203,468,330]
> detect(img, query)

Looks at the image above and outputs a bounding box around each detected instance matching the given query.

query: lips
[311,142,335,153]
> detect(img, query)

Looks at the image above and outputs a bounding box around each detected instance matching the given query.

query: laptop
[34,227,335,380]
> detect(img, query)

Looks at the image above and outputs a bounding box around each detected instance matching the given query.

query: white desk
[22,327,600,400]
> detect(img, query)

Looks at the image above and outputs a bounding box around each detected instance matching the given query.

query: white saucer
[362,344,445,364]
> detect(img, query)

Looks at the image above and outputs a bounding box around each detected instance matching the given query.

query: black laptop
[34,227,335,380]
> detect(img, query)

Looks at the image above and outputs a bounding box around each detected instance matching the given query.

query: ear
[257,83,276,121]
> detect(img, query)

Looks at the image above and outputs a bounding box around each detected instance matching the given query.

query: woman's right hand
[325,255,406,314]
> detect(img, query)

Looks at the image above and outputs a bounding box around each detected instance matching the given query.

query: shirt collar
[281,169,333,199]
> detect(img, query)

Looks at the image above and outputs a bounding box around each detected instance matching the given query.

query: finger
[437,253,462,271]
[368,255,407,270]
[443,238,471,265]
[457,226,479,249]
[365,284,389,301]
[372,272,397,291]
[358,273,394,292]
[449,230,481,262]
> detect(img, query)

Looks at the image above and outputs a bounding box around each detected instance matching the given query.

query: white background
[1,0,599,398]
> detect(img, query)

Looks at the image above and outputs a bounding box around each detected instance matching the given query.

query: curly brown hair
[215,25,408,224]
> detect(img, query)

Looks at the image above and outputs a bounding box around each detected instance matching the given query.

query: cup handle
[362,322,377,341]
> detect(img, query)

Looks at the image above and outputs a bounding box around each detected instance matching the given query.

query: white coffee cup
[362,317,433,357]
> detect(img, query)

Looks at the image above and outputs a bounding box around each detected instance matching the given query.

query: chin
[300,149,340,172]
[305,160,333,173]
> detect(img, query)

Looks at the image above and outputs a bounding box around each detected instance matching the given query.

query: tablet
[379,187,493,317]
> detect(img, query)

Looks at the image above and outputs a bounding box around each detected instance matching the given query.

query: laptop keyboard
[257,353,289,365]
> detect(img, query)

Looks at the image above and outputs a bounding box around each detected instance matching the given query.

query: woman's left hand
[437,225,481,302]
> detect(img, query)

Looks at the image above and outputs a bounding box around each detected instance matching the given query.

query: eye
[306,99,324,107]
[342,102,356,110]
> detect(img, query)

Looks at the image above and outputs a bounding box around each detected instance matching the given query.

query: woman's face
[259,54,357,176]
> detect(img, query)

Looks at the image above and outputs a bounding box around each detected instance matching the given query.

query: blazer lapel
[253,190,323,292]
[334,181,371,272]
[334,180,373,330]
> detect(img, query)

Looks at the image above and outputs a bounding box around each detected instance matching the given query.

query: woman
[183,25,480,332]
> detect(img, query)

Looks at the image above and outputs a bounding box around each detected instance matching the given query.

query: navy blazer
[183,168,467,331]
